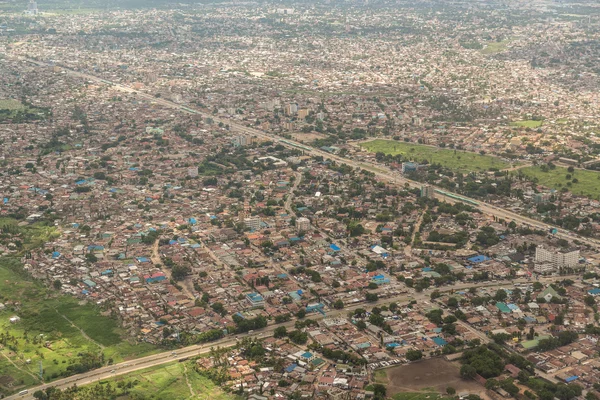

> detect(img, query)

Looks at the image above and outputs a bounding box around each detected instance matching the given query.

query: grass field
[0,99,48,123]
[510,120,543,128]
[361,139,511,173]
[0,218,61,255]
[73,362,236,400]
[481,39,511,54]
[0,99,26,110]
[518,165,600,199]
[0,239,157,397]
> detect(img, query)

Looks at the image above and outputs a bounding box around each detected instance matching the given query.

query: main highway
[6,274,580,400]
[4,57,596,398]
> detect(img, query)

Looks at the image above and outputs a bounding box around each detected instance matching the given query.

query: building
[296,217,310,232]
[27,0,38,15]
[246,293,265,307]
[244,216,261,231]
[232,135,247,147]
[534,261,556,275]
[285,103,298,116]
[420,185,435,199]
[534,193,551,204]
[535,246,579,268]
[401,162,418,174]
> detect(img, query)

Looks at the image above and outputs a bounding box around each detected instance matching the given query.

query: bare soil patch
[382,359,486,396]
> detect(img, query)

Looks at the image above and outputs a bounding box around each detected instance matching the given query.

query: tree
[585,295,596,307]
[485,378,499,390]
[296,309,306,319]
[85,253,98,263]
[211,302,226,316]
[494,289,507,302]
[406,349,423,361]
[52,280,62,290]
[365,292,378,302]
[288,330,308,344]
[460,364,477,379]
[172,264,191,280]
[373,383,387,399]
[447,387,456,395]
[33,391,48,400]
[333,299,344,309]
[274,326,287,338]
[447,297,459,308]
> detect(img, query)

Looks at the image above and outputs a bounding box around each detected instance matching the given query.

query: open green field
[0,218,61,255]
[0,99,26,110]
[481,39,511,54]
[102,362,235,400]
[0,217,158,396]
[0,99,48,123]
[0,259,158,396]
[510,120,543,128]
[519,165,600,199]
[361,139,511,173]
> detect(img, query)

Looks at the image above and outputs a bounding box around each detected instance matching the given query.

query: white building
[534,262,556,275]
[535,246,579,268]
[244,216,261,231]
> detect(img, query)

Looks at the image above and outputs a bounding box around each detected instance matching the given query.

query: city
[0,0,599,399]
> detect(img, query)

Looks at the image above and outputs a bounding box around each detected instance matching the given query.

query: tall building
[420,185,435,199]
[232,135,247,147]
[27,0,38,14]
[244,216,261,232]
[296,217,310,232]
[535,246,579,268]
[285,103,298,116]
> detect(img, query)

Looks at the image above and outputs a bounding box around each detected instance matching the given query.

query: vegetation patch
[33,362,236,400]
[0,254,156,396]
[361,139,511,173]
[0,99,49,123]
[510,120,543,128]
[518,165,600,200]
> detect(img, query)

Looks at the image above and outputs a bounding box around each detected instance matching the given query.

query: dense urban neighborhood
[1,0,600,399]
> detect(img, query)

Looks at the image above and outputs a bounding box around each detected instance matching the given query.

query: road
[16,56,600,250]
[5,274,579,399]
[4,58,595,397]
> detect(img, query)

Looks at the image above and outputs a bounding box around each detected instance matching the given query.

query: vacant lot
[519,165,600,199]
[378,359,485,397]
[291,132,327,142]
[91,362,234,400]
[361,139,511,173]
